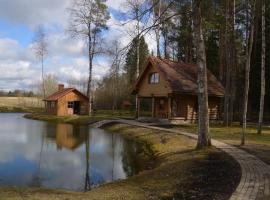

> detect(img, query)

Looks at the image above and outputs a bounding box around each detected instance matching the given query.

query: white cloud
[0,0,72,29]
[0,38,35,61]
[0,0,157,91]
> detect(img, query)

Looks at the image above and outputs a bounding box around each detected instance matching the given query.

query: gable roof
[133,56,225,97]
[44,88,89,101]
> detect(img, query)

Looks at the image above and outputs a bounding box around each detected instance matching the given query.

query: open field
[0,97,43,107]
[0,123,240,200]
[0,97,44,113]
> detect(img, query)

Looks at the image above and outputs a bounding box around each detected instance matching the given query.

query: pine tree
[124,36,149,86]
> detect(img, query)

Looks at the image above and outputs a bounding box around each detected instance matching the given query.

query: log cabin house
[44,84,89,116]
[132,56,225,123]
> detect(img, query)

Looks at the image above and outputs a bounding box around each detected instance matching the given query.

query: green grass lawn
[165,123,270,165]
[167,123,270,146]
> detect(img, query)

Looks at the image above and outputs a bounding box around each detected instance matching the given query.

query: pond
[0,113,153,191]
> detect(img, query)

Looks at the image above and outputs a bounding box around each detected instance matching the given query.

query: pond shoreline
[0,115,241,200]
[23,113,122,125]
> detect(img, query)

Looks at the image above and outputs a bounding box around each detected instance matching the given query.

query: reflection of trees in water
[111,134,115,181]
[122,140,155,177]
[29,126,45,187]
[121,140,144,177]
[84,131,91,191]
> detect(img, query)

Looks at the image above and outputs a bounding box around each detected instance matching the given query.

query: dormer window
[149,72,159,84]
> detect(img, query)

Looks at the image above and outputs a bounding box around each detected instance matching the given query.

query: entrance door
[73,101,80,114]
[155,98,168,118]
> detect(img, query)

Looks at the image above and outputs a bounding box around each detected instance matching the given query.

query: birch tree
[241,0,256,145]
[257,0,265,134]
[192,0,211,148]
[68,0,110,115]
[33,25,48,99]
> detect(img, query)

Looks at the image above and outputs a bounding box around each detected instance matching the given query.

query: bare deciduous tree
[68,0,110,115]
[153,0,161,57]
[192,0,211,148]
[32,25,48,98]
[108,40,123,113]
[36,74,58,97]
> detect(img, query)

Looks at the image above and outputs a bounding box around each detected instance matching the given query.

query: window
[68,101,74,108]
[149,73,159,84]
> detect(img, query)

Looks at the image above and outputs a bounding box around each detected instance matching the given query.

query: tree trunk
[41,54,46,98]
[242,0,256,145]
[229,0,236,125]
[218,25,226,83]
[87,29,93,116]
[223,0,231,127]
[154,0,161,58]
[87,55,93,116]
[135,18,141,118]
[258,0,265,134]
[192,0,211,149]
[163,29,169,59]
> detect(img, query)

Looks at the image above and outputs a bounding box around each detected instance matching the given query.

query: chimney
[58,84,64,91]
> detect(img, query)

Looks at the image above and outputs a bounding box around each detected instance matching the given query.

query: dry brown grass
[0,97,43,108]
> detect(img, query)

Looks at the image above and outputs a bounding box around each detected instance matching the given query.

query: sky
[0,0,156,91]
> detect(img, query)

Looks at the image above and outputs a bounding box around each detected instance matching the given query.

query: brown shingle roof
[134,56,225,97]
[44,88,89,101]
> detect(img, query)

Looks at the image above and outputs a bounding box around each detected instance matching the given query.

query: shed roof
[133,56,225,97]
[44,88,89,101]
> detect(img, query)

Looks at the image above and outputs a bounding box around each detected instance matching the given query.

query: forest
[92,0,269,127]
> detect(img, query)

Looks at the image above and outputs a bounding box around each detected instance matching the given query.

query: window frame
[149,72,159,84]
[67,101,74,108]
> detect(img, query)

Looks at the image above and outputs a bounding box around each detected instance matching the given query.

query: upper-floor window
[149,72,159,84]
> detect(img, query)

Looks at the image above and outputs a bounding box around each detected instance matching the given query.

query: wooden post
[168,96,171,119]
[137,97,140,118]
[152,96,155,118]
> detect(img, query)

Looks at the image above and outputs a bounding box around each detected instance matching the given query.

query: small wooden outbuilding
[132,56,225,122]
[44,84,89,116]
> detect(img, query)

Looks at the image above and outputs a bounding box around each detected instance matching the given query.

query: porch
[137,95,220,121]
[137,95,196,120]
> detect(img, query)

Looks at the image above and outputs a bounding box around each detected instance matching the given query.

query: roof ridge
[44,87,88,101]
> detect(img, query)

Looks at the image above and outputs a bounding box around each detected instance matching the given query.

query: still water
[0,113,151,191]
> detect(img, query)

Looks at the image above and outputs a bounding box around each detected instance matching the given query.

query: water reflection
[0,113,151,191]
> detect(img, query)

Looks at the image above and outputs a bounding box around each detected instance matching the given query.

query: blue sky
[0,0,156,91]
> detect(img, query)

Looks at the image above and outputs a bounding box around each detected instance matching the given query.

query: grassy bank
[24,113,113,125]
[24,110,134,125]
[0,106,43,113]
[0,123,241,200]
